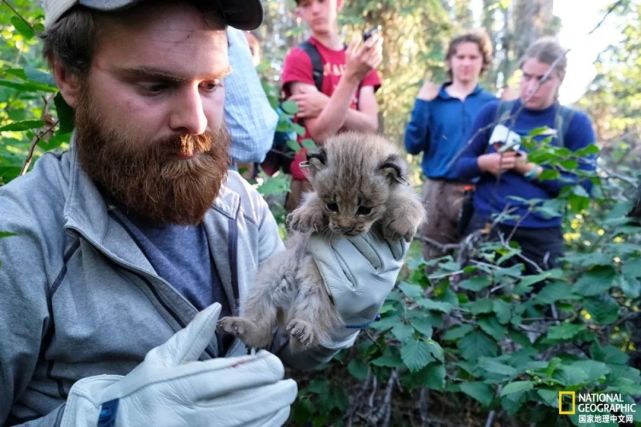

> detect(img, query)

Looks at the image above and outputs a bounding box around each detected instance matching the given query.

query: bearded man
[0,1,407,426]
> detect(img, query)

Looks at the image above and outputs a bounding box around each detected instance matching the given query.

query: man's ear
[378,154,408,185]
[50,57,82,108]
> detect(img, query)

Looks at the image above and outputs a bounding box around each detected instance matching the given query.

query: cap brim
[218,0,263,30]
[78,0,263,30]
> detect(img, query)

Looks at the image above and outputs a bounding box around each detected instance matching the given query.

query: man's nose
[169,86,207,135]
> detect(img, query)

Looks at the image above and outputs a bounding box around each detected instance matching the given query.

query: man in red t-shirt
[281,0,382,211]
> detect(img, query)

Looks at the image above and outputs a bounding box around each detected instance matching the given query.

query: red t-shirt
[281,37,382,179]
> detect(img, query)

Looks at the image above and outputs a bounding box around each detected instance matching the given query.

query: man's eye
[326,202,338,212]
[139,82,169,95]
[356,206,372,215]
[200,81,221,93]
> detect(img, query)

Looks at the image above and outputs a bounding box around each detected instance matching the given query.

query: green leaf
[392,322,414,342]
[575,144,599,156]
[478,357,518,377]
[371,347,402,368]
[399,282,423,299]
[414,362,445,390]
[583,295,620,325]
[591,343,629,365]
[545,323,587,341]
[622,257,641,278]
[0,120,43,132]
[281,99,298,115]
[574,266,616,296]
[25,67,56,86]
[347,359,368,381]
[0,231,16,239]
[459,382,494,406]
[11,16,35,40]
[0,79,58,93]
[466,298,494,315]
[301,139,316,150]
[478,316,507,341]
[553,365,588,386]
[418,299,454,313]
[500,381,533,397]
[257,173,289,197]
[568,360,610,384]
[493,299,512,324]
[458,331,498,360]
[293,123,306,136]
[426,339,444,362]
[458,276,491,291]
[533,281,579,304]
[54,93,75,134]
[536,389,558,407]
[409,316,433,337]
[401,339,435,372]
[286,139,301,153]
[442,324,473,341]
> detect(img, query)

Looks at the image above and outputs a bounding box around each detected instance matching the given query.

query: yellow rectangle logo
[559,391,576,415]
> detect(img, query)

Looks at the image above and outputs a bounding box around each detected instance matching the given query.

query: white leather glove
[60,303,297,427]
[309,228,407,347]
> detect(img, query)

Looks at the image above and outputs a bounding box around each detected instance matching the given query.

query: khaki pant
[420,179,469,260]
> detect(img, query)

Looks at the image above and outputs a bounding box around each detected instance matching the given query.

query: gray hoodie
[0,145,290,425]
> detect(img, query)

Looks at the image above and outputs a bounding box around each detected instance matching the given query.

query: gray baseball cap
[43,0,263,31]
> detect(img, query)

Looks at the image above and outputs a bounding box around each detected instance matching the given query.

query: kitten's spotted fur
[217,132,426,351]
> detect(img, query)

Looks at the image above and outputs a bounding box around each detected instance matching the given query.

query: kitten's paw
[217,316,267,348]
[286,319,317,349]
[217,316,250,337]
[287,208,325,233]
[383,218,418,242]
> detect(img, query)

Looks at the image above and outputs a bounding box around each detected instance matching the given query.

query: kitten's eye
[326,202,339,212]
[356,206,372,215]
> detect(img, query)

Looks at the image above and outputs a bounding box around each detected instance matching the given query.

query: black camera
[362,26,380,41]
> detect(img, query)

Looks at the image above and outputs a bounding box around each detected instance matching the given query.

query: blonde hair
[519,36,567,80]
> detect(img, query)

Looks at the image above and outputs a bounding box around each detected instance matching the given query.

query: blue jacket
[451,100,596,228]
[404,83,497,180]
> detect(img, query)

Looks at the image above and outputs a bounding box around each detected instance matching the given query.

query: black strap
[494,100,575,148]
[299,40,323,91]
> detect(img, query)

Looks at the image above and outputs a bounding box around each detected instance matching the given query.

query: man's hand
[343,33,383,83]
[478,151,521,176]
[289,91,329,119]
[60,303,297,427]
[308,228,407,347]
[417,80,440,101]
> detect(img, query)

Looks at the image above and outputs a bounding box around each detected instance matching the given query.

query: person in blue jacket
[404,29,497,261]
[451,37,597,274]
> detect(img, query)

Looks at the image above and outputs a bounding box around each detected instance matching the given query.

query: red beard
[74,91,230,225]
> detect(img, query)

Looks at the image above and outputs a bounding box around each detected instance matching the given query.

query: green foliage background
[1,1,640,426]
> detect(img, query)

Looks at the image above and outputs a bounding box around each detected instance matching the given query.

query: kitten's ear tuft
[379,154,409,185]
[306,147,327,174]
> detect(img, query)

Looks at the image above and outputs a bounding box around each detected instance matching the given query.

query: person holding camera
[451,37,596,273]
[280,0,383,211]
[404,29,497,262]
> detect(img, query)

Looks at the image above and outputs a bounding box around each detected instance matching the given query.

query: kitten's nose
[339,225,357,235]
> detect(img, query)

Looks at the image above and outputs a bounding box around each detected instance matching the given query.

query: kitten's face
[315,175,390,236]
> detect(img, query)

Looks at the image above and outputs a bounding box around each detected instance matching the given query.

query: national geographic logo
[559,391,637,424]
[559,391,576,415]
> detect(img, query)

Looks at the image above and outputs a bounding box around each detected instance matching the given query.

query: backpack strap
[298,40,323,91]
[494,100,516,126]
[554,105,576,148]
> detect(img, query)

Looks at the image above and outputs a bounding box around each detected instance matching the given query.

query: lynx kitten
[217,132,425,351]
